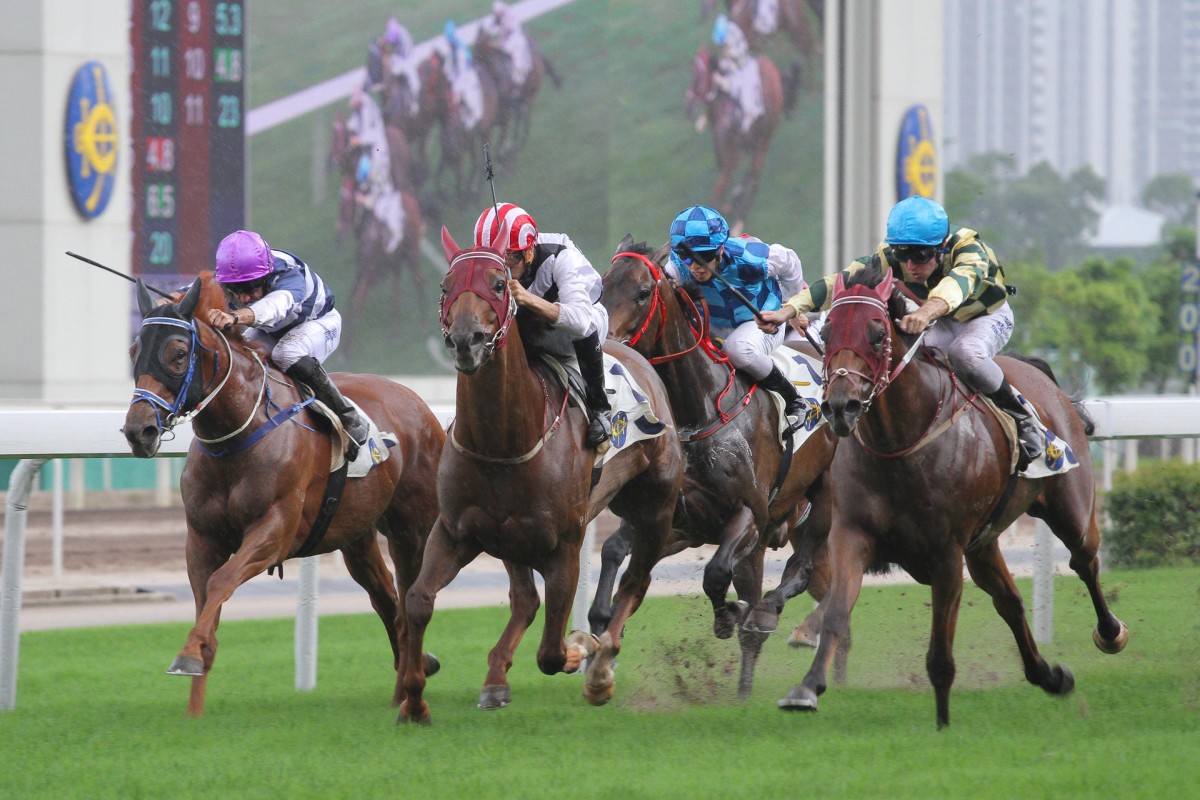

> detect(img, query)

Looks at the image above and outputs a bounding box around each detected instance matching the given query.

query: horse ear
[832,271,847,299]
[440,225,459,264]
[651,242,672,267]
[135,280,156,318]
[874,271,894,303]
[616,233,634,254]
[176,278,203,319]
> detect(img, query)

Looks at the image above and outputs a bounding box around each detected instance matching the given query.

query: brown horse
[686,46,798,232]
[727,0,824,64]
[419,53,500,202]
[781,265,1128,726]
[600,238,836,696]
[382,54,445,188]
[397,229,684,723]
[471,28,562,160]
[329,113,427,348]
[122,273,444,716]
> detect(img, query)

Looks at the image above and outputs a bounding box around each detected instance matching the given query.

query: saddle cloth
[537,352,669,467]
[308,398,395,478]
[764,348,827,453]
[979,390,1079,479]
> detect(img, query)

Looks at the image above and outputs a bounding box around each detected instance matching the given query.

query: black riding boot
[573,333,612,449]
[286,356,369,460]
[758,365,805,425]
[987,378,1045,462]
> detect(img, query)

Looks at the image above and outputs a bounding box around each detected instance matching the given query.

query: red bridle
[439,249,516,353]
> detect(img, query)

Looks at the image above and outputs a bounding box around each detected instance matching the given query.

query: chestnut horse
[599,238,837,697]
[685,46,798,232]
[781,266,1128,726]
[398,229,684,724]
[123,273,444,716]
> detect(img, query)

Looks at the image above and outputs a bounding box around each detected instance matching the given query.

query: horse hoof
[1048,664,1075,696]
[397,701,431,725]
[166,655,204,677]
[788,625,820,649]
[565,629,600,669]
[423,652,442,678]
[714,601,749,640]
[740,608,778,634]
[1093,621,1129,654]
[584,680,615,706]
[777,684,819,711]
[478,684,511,710]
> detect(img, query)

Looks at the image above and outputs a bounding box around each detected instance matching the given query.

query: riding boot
[987,378,1045,462]
[573,332,612,449]
[758,365,805,428]
[286,356,369,460]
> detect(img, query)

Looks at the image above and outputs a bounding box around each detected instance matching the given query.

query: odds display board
[131,0,245,282]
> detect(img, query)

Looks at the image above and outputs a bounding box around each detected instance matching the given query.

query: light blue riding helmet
[712,14,729,46]
[444,19,458,44]
[356,153,371,184]
[885,196,950,246]
[670,205,730,255]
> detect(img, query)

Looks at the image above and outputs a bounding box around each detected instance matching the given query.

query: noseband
[440,249,516,357]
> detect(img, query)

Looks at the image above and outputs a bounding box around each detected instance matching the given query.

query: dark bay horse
[471,29,562,160]
[686,46,798,232]
[123,273,444,716]
[398,229,684,724]
[600,238,837,697]
[782,266,1128,726]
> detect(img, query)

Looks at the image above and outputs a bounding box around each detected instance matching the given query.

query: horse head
[124,274,228,457]
[604,235,673,352]
[438,225,516,374]
[819,266,910,436]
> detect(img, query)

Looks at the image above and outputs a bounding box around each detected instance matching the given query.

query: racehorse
[780,265,1128,726]
[330,114,427,349]
[419,52,500,202]
[727,0,824,65]
[382,54,445,189]
[686,46,798,233]
[122,273,444,716]
[471,28,562,160]
[599,238,837,697]
[397,229,684,723]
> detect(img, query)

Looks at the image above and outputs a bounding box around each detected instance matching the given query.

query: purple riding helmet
[215,230,274,284]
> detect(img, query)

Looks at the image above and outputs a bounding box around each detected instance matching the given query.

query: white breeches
[243,309,344,371]
[720,318,785,381]
[921,303,1014,394]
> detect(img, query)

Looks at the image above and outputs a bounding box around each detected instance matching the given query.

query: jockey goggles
[673,246,720,267]
[891,244,938,264]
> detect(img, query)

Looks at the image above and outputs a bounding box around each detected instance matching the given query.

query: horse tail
[783,60,802,117]
[543,55,564,89]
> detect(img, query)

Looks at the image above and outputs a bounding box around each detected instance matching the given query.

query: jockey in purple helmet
[207,230,369,457]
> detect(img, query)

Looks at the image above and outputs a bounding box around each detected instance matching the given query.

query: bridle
[439,249,517,359]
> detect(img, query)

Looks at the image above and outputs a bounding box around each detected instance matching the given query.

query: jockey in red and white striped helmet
[471,203,613,450]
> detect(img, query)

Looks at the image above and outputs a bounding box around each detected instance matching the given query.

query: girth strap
[296,459,351,559]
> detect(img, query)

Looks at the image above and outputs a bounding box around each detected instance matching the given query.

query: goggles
[891,245,938,264]
[674,247,719,267]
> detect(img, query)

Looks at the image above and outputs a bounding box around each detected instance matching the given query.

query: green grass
[246,1,823,375]
[3,567,1197,799]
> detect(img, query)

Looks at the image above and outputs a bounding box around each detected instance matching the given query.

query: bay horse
[330,114,427,349]
[686,46,798,232]
[471,28,562,160]
[122,273,444,716]
[599,238,837,697]
[398,229,684,723]
[782,265,1128,726]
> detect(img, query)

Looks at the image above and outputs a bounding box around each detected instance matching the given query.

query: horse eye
[868,325,885,346]
[636,288,652,304]
[493,279,506,294]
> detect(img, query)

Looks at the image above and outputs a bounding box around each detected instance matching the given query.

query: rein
[130,317,240,435]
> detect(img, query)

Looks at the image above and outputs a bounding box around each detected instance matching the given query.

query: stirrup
[586,410,611,448]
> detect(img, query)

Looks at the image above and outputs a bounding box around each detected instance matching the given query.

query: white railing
[2,395,1198,710]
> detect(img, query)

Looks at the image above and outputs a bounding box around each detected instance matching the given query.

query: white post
[68,459,85,510]
[1,459,48,711]
[294,555,320,691]
[154,458,172,508]
[1032,519,1054,644]
[51,459,64,584]
[571,521,597,634]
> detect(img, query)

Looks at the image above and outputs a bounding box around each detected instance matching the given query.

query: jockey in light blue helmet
[712,14,729,46]
[885,196,950,247]
[355,153,371,185]
[669,204,730,257]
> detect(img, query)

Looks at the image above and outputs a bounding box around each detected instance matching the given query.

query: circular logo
[610,411,629,449]
[65,61,119,219]
[896,104,937,201]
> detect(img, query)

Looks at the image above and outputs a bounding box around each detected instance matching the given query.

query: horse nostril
[844,399,862,417]
[470,331,486,346]
[820,401,832,418]
[443,334,452,350]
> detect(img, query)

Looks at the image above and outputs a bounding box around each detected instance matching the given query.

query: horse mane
[193,271,230,316]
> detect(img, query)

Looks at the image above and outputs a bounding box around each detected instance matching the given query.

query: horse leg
[778,523,868,712]
[536,542,596,679]
[732,546,768,699]
[173,526,228,717]
[587,519,633,635]
[479,561,540,710]
[705,505,759,639]
[746,483,832,633]
[1038,493,1129,652]
[377,511,441,707]
[926,556,966,729]
[338,531,401,671]
[399,519,481,724]
[964,541,1076,700]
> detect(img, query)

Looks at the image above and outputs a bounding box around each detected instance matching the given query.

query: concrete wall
[0,0,132,404]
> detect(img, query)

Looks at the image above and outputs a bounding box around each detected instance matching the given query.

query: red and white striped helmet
[473,203,538,253]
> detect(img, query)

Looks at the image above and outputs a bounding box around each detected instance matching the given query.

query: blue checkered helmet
[670,205,729,256]
[885,196,950,246]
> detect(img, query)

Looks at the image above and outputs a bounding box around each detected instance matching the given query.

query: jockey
[758,196,1044,461]
[473,202,613,449]
[441,20,484,130]
[711,14,763,133]
[347,84,391,172]
[666,204,808,425]
[354,152,404,254]
[486,1,533,95]
[205,230,369,458]
[385,16,421,117]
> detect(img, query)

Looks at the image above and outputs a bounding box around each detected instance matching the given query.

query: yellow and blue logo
[65,61,118,219]
[896,104,937,201]
[610,411,629,449]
